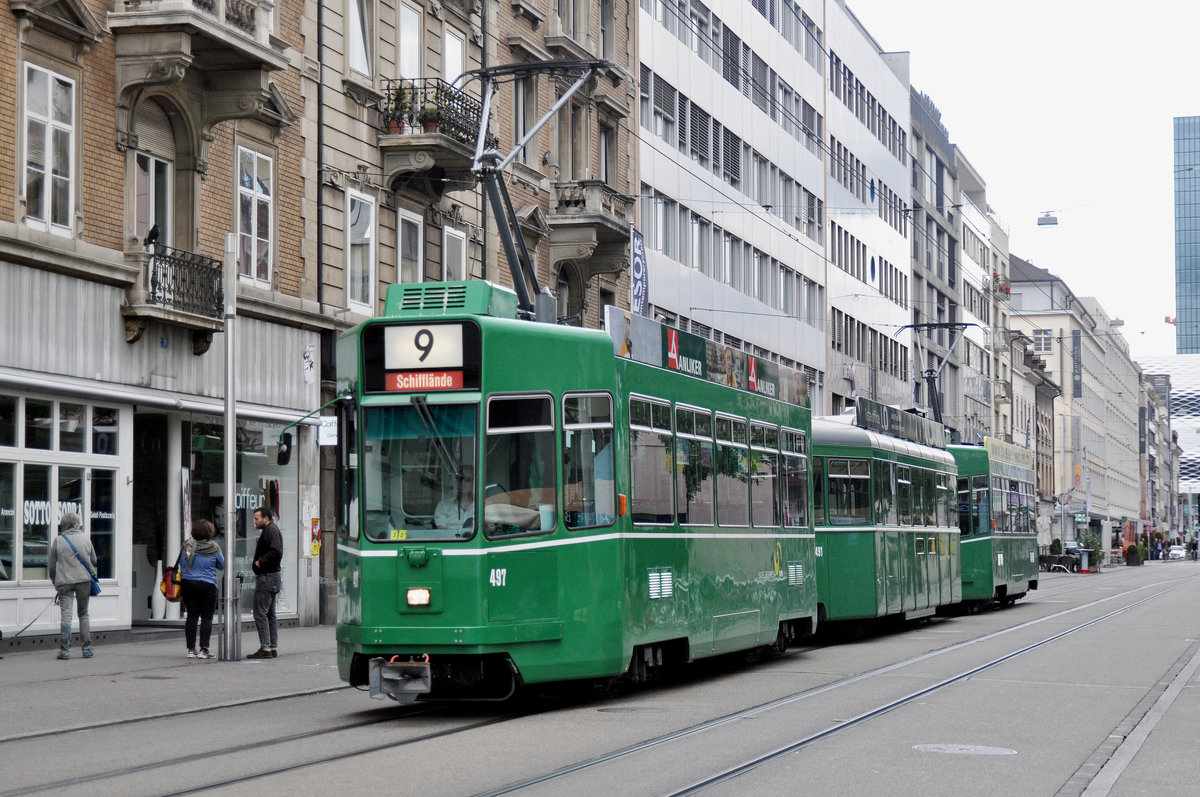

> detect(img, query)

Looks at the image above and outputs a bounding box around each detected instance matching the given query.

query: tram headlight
[406,587,432,607]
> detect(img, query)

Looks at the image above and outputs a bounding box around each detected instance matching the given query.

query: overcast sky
[846,0,1199,362]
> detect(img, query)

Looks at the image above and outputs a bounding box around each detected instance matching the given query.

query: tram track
[0,696,525,797]
[10,570,1195,796]
[474,576,1192,796]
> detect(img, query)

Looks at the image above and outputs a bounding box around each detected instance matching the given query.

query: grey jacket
[48,526,98,587]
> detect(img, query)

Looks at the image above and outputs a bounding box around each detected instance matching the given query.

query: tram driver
[435,466,475,532]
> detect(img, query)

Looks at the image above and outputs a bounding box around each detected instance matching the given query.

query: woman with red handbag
[178,519,224,659]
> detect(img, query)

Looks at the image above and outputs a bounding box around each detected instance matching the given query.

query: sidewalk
[0,624,343,739]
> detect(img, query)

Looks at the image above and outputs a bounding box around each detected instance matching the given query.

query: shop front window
[91,469,115,578]
[23,464,50,580]
[0,463,14,580]
[188,416,297,615]
[26,399,52,449]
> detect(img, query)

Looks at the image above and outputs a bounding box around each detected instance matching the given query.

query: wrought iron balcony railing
[380,78,494,149]
[147,244,223,319]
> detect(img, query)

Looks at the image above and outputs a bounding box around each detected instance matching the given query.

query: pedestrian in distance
[179,519,224,659]
[47,512,97,660]
[247,506,283,659]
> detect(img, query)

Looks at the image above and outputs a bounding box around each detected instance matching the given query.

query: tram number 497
[489,568,508,587]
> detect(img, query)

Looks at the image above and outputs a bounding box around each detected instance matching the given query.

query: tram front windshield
[362,403,477,541]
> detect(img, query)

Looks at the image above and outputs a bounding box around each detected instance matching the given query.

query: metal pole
[221,233,240,661]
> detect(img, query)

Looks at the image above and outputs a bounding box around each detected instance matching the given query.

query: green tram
[334,281,817,701]
[949,437,1039,608]
[811,399,961,624]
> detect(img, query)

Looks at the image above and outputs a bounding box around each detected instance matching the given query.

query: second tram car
[335,282,818,701]
[949,437,1039,608]
[811,399,961,624]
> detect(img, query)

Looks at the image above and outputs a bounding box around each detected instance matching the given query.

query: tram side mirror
[276,432,293,466]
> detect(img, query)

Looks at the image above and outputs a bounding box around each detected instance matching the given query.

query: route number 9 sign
[384,324,463,370]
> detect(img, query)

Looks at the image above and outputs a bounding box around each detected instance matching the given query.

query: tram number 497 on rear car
[489,568,508,587]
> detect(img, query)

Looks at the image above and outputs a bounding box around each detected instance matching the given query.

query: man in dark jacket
[247,506,283,659]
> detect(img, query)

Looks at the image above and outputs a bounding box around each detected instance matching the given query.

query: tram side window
[484,395,555,536]
[971,475,989,534]
[935,473,951,527]
[750,423,780,527]
[992,476,1009,534]
[918,469,936,526]
[630,397,674,524]
[826,459,870,525]
[676,406,715,526]
[716,415,749,526]
[896,466,912,525]
[1009,478,1023,534]
[812,457,827,526]
[874,461,895,526]
[563,393,615,529]
[781,429,808,528]
[957,476,972,535]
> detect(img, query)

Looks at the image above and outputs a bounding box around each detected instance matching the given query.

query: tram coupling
[368,655,432,703]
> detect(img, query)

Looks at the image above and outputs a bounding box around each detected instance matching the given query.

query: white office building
[637,0,913,412]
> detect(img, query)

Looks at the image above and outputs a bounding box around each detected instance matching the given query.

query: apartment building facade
[1,0,325,634]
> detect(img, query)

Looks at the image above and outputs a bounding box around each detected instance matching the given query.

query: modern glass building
[1175,116,1200,353]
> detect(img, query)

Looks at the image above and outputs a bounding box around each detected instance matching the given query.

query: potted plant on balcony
[419,104,440,133]
[386,81,413,133]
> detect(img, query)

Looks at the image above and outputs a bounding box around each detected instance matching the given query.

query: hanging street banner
[630,227,648,316]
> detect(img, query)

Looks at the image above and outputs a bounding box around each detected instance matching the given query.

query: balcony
[992,271,1012,302]
[109,0,290,156]
[108,0,286,69]
[548,181,635,279]
[380,78,493,190]
[994,379,1012,403]
[123,245,224,354]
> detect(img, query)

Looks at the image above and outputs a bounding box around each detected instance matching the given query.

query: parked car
[1168,545,1186,560]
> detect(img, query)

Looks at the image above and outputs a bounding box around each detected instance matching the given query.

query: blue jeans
[57,581,92,656]
[253,571,281,649]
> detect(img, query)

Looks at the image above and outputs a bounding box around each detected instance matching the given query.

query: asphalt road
[3,561,1199,796]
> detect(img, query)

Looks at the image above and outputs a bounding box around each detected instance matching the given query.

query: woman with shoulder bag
[179,519,224,659]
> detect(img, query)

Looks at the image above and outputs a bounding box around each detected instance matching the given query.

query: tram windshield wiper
[411,396,461,479]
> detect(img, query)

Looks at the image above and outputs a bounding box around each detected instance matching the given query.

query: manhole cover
[597,707,666,714]
[914,744,1016,756]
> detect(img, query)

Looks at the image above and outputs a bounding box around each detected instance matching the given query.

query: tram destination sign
[361,321,482,393]
[854,396,946,449]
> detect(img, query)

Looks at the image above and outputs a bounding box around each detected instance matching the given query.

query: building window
[23,63,74,235]
[599,122,617,185]
[443,226,467,281]
[398,4,420,80]
[135,153,171,248]
[348,0,372,76]
[444,29,464,84]
[1033,329,1053,354]
[600,0,614,58]
[347,190,376,311]
[237,147,273,283]
[398,208,422,282]
[514,76,536,164]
